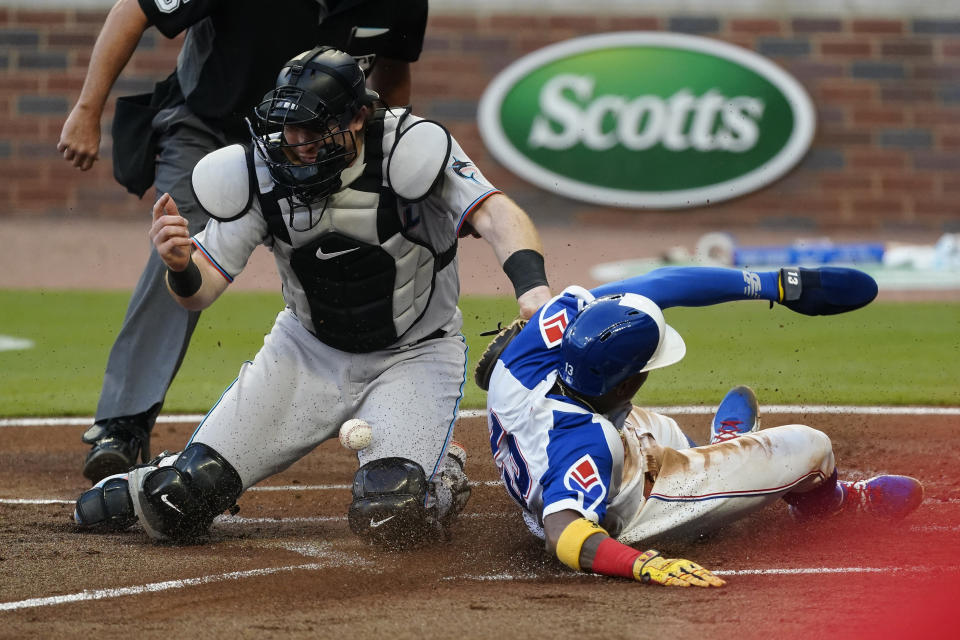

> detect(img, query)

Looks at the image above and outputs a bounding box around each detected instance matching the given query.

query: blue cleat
[788,474,924,522]
[835,475,924,520]
[74,472,137,531]
[710,385,760,444]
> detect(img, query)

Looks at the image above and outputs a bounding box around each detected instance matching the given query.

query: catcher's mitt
[474,318,527,391]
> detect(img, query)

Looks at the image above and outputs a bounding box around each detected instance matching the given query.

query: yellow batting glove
[633,550,726,588]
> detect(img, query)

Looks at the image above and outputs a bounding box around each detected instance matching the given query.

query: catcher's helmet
[559,293,686,397]
[251,46,376,203]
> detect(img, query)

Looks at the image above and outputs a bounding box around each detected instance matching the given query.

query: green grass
[0,290,957,417]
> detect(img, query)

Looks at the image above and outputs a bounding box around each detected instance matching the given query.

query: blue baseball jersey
[485,267,781,537]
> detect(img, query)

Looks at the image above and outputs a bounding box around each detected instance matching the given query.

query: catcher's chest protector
[256,110,455,352]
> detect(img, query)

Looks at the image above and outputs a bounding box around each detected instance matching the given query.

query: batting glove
[633,550,725,588]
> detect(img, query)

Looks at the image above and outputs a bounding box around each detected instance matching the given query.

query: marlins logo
[451,156,481,184]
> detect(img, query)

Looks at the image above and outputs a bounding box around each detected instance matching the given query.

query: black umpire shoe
[81,403,160,484]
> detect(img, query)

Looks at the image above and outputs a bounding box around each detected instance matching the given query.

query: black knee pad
[348,457,432,548]
[140,443,242,542]
[74,477,137,531]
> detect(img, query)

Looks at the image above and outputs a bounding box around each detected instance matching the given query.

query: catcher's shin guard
[74,474,137,531]
[129,443,242,542]
[348,457,433,548]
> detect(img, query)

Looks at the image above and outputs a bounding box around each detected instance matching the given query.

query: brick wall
[1,7,959,230]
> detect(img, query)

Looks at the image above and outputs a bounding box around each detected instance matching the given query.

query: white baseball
[339,418,373,451]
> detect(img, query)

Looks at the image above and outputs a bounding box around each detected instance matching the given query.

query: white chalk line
[2,405,959,428]
[5,490,959,529]
[248,483,350,491]
[247,479,504,492]
[7,488,959,508]
[909,524,960,533]
[2,555,951,613]
[717,567,885,576]
[0,563,324,612]
[1,512,958,612]
[0,415,208,428]
[6,496,958,533]
[0,480,507,506]
[213,511,514,526]
[217,514,344,525]
[447,564,960,582]
[0,335,34,352]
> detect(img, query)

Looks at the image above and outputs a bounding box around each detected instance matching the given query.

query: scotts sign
[477,32,816,209]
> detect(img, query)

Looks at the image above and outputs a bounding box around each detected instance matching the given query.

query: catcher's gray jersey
[156,108,499,506]
[192,108,500,349]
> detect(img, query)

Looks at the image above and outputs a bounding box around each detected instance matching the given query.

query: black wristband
[167,260,202,297]
[502,249,549,298]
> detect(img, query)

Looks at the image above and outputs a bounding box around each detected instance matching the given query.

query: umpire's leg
[86,113,224,478]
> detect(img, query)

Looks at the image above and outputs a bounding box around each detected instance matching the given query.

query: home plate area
[0,411,958,639]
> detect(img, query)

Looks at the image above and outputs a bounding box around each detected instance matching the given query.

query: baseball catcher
[481,265,923,586]
[73,47,552,547]
[65,0,431,487]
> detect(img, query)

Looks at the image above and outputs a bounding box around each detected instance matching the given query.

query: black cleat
[81,404,159,484]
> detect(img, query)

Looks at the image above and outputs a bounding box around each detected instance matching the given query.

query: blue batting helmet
[559,293,686,397]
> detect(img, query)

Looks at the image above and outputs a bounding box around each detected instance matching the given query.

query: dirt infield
[1,411,958,639]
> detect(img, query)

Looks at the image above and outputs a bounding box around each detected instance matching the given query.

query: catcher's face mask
[250,46,375,209]
[250,86,359,206]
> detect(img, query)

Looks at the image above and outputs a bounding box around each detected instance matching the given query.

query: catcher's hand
[150,193,192,272]
[633,550,725,588]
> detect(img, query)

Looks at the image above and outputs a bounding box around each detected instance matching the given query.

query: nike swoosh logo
[353,27,390,38]
[369,515,395,528]
[160,494,183,514]
[315,246,360,260]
